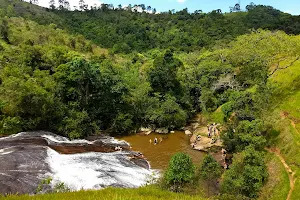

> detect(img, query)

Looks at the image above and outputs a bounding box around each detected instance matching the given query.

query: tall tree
[148,50,183,94]
[63,0,70,10]
[199,154,222,196]
[49,0,55,10]
[79,0,85,10]
[58,0,64,10]
[0,19,9,44]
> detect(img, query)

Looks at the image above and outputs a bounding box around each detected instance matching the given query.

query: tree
[79,0,85,10]
[140,4,146,12]
[58,0,64,10]
[0,18,9,44]
[49,0,55,10]
[221,146,268,198]
[199,154,222,196]
[147,6,152,13]
[148,50,183,94]
[63,0,70,10]
[117,4,122,10]
[32,0,39,5]
[146,94,187,130]
[164,153,195,192]
[246,2,256,11]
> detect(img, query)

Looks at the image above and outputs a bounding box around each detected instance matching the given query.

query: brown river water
[119,131,205,170]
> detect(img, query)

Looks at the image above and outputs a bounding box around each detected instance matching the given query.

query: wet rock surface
[0,132,153,195]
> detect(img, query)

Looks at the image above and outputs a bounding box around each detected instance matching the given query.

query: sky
[37,0,300,15]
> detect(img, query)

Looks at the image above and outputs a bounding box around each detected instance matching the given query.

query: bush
[199,154,222,195]
[163,153,195,192]
[221,146,268,198]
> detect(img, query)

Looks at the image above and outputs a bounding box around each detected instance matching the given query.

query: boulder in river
[185,130,193,135]
[155,128,169,134]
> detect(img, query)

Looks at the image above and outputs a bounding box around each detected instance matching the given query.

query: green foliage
[199,154,222,196]
[0,18,9,43]
[0,116,22,135]
[222,119,266,152]
[199,154,222,181]
[149,50,182,94]
[221,146,268,198]
[146,94,187,130]
[164,153,195,192]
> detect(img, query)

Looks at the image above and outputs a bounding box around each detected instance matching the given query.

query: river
[119,131,205,169]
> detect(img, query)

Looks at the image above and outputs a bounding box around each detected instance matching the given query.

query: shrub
[163,153,195,192]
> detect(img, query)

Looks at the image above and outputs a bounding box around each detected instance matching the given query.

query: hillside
[1,0,300,53]
[1,0,300,199]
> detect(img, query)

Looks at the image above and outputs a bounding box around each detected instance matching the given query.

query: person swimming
[154,137,158,145]
[149,139,152,144]
[159,137,163,143]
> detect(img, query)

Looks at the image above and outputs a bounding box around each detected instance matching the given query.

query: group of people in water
[149,137,163,145]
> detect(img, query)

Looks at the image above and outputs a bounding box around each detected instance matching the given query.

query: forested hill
[1,0,300,53]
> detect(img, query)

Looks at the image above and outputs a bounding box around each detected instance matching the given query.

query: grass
[2,186,206,200]
[259,152,290,200]
[203,106,225,125]
[262,60,300,200]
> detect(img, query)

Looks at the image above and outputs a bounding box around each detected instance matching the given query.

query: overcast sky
[36,0,300,15]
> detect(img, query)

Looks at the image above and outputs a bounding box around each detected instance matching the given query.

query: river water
[119,131,205,169]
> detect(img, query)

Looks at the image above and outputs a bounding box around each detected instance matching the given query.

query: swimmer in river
[149,139,152,144]
[154,137,158,145]
[159,137,163,143]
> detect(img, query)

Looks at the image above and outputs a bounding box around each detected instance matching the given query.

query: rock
[191,135,223,152]
[191,122,200,130]
[145,131,152,135]
[170,131,175,134]
[155,128,169,134]
[140,127,152,132]
[185,130,193,135]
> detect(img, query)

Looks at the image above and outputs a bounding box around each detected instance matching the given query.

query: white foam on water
[98,137,129,146]
[41,135,94,144]
[46,148,156,191]
[41,134,129,146]
[0,132,27,140]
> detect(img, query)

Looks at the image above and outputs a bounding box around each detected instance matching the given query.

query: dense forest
[1,0,300,199]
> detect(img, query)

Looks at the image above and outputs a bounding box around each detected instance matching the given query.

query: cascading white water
[0,131,158,194]
[46,148,156,190]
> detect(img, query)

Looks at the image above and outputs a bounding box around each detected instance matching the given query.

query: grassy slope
[259,60,300,200]
[3,186,205,200]
[259,152,290,200]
